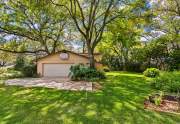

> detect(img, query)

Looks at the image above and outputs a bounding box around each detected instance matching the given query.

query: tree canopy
[0,0,179,69]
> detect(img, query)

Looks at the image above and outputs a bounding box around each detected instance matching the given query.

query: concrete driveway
[5,78,93,91]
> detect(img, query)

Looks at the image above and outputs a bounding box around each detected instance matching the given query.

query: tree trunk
[87,45,95,69]
[82,41,86,53]
[123,49,128,71]
[148,57,151,68]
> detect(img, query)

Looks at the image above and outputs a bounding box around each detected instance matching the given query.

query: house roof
[36,50,100,62]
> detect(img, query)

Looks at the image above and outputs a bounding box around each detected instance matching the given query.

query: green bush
[69,64,106,81]
[143,68,160,77]
[167,49,180,71]
[14,55,25,70]
[22,64,37,77]
[151,71,180,93]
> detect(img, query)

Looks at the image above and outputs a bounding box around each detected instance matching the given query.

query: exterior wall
[37,52,102,77]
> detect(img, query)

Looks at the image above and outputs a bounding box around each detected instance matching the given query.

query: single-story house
[37,50,102,77]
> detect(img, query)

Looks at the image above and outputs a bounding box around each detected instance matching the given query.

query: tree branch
[0,48,47,54]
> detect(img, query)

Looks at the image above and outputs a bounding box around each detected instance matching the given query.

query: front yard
[0,72,180,124]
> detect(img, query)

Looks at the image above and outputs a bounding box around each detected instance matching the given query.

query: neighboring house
[37,50,102,77]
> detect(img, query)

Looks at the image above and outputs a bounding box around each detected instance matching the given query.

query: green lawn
[0,72,180,124]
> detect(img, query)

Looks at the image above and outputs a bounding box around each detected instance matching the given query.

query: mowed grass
[0,72,180,124]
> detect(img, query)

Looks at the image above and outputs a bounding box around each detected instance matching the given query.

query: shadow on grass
[0,72,180,124]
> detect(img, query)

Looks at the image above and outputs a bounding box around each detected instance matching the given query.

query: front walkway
[5,78,93,91]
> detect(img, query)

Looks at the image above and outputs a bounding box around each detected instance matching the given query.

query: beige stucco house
[37,50,102,77]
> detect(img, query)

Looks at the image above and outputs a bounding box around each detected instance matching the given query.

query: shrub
[151,71,180,93]
[167,49,180,71]
[22,64,37,77]
[101,55,123,71]
[154,92,163,106]
[143,68,160,77]
[14,55,25,70]
[69,64,106,81]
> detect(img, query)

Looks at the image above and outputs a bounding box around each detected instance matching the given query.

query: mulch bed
[144,94,180,114]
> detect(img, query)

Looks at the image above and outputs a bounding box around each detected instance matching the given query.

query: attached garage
[43,64,73,77]
[37,50,102,77]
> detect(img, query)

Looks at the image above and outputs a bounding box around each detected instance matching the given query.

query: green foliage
[14,55,25,70]
[144,39,169,69]
[0,0,67,54]
[151,71,180,93]
[0,67,6,74]
[154,97,162,106]
[14,55,37,77]
[22,64,37,77]
[154,92,163,106]
[0,67,24,79]
[69,64,105,81]
[130,47,147,63]
[125,62,145,72]
[168,49,180,71]
[101,55,123,71]
[0,51,15,66]
[143,68,160,77]
[99,18,142,71]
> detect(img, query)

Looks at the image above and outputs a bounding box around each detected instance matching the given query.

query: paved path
[5,78,92,91]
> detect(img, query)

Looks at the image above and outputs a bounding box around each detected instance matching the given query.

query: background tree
[98,18,141,71]
[150,0,180,48]
[97,0,152,71]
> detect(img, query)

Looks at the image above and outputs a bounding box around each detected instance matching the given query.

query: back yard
[0,72,179,124]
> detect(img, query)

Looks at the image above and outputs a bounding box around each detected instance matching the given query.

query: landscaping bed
[144,94,180,114]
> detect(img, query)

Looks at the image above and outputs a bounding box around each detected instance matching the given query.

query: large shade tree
[52,0,153,68]
[51,0,128,68]
[0,0,68,54]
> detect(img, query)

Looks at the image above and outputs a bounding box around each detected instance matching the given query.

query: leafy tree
[168,48,180,70]
[98,9,150,71]
[0,0,68,54]
[51,0,142,68]
[150,0,180,48]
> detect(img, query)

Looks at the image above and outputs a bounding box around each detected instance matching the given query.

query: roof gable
[37,50,89,62]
